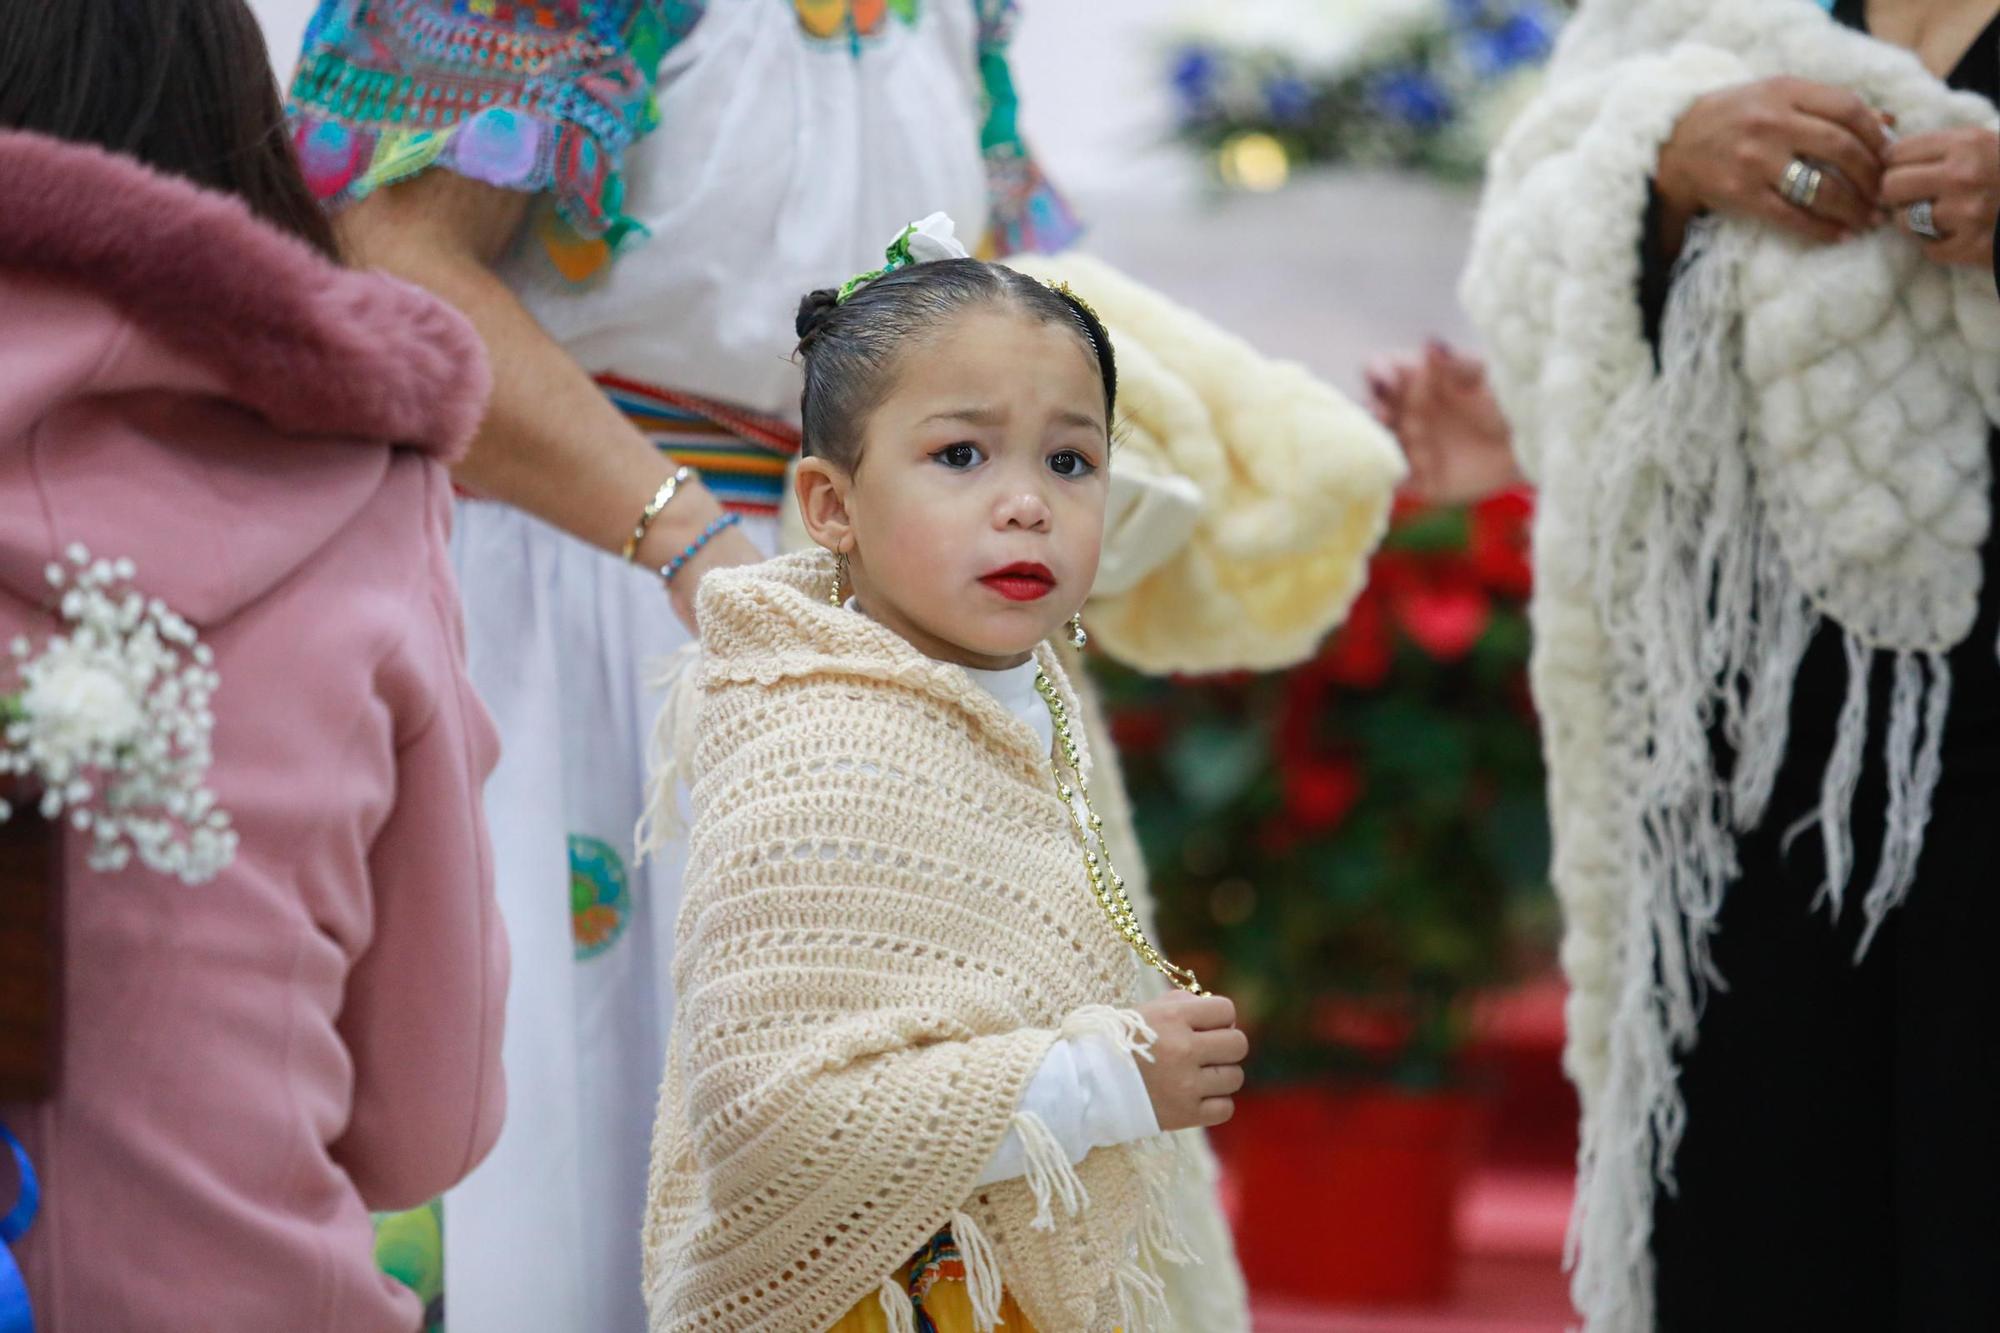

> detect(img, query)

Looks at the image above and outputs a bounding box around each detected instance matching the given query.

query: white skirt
[441,498,777,1332]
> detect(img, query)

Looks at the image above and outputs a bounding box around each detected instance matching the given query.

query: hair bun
[795,289,841,342]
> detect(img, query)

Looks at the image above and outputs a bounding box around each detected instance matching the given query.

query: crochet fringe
[986,1110,1199,1329]
[1571,222,1961,1327]
[1056,1004,1203,1270]
[953,1134,1195,1333]
[876,1277,918,1333]
[1132,1134,1201,1270]
[1105,1136,1205,1332]
[637,641,704,856]
[1112,1259,1173,1333]
[1013,1110,1090,1231]
[1060,1004,1160,1061]
[949,1211,1007,1332]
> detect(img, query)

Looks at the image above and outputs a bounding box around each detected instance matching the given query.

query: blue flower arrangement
[1167,0,1566,186]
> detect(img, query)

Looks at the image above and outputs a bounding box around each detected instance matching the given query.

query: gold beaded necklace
[1035,671,1207,995]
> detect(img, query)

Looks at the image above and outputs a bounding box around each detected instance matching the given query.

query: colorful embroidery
[288,0,1077,277]
[596,374,802,517]
[373,1200,445,1333]
[569,833,632,959]
[793,0,920,46]
[975,0,1081,256]
[287,0,705,266]
[906,1228,968,1328]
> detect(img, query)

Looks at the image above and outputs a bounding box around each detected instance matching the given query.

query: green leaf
[1351,700,1472,800]
[1480,789,1552,896]
[1382,507,1470,553]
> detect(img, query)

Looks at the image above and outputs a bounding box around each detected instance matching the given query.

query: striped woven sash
[596,374,801,518]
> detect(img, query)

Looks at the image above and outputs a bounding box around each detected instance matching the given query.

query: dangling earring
[828,550,847,606]
[1068,613,1088,650]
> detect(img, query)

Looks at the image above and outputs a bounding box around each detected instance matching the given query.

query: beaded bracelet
[660,512,743,585]
[622,466,694,563]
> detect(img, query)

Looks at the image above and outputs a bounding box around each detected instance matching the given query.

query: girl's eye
[934,443,984,470]
[1048,449,1097,478]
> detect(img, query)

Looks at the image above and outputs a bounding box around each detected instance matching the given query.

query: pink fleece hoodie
[0,131,505,1331]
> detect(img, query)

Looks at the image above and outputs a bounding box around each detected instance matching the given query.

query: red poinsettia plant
[1094,487,1551,1087]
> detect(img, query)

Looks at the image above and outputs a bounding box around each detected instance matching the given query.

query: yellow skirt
[826,1229,1039,1333]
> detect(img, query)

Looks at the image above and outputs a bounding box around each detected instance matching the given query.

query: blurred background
[252,2,1574,1327]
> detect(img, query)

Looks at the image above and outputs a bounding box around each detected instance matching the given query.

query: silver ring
[1908,199,1943,240]
[1781,158,1824,210]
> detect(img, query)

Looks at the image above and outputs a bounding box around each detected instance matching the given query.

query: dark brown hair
[0,0,340,261]
[794,258,1118,472]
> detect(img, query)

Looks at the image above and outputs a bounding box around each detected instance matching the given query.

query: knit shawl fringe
[1462,1,2000,1327]
[1571,223,1960,1327]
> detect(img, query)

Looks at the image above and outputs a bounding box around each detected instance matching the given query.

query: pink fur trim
[0,130,489,461]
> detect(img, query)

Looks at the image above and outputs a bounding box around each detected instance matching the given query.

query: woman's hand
[1881,126,2000,271]
[1135,992,1248,1132]
[1366,342,1522,506]
[1656,77,1892,249]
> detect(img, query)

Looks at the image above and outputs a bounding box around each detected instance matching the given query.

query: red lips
[979,562,1056,602]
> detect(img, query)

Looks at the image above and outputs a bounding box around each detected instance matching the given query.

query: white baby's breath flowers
[1,546,236,883]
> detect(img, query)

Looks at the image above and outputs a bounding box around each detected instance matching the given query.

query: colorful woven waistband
[596,375,801,518]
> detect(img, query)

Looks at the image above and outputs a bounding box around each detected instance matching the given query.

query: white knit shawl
[1461,0,2000,1326]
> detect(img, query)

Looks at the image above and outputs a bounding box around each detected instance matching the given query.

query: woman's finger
[1884,130,1955,167]
[1753,186,1848,245]
[1437,343,1487,385]
[1788,81,1892,157]
[1197,1097,1237,1128]
[1880,161,1954,209]
[1782,162,1874,231]
[1365,369,1403,425]
[1790,113,1885,202]
[1921,237,1969,267]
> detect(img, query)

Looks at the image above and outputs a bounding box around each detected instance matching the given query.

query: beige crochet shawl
[1462,0,2000,1326]
[641,551,1196,1333]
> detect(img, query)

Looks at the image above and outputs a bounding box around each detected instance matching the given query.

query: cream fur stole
[1461,0,2000,1326]
[1003,251,1406,675]
[640,551,1200,1333]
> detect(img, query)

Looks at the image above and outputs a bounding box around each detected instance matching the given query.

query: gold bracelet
[622,467,694,563]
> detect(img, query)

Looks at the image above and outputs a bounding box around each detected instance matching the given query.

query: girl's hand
[1656,77,1891,247]
[1135,992,1248,1132]
[1366,341,1521,507]
[1881,127,2000,271]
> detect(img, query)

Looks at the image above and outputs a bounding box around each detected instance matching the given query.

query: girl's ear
[794,456,855,556]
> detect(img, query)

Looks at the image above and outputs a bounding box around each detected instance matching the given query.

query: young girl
[641,218,1248,1333]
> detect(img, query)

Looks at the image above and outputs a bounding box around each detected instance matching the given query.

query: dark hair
[794,258,1118,471]
[0,0,341,261]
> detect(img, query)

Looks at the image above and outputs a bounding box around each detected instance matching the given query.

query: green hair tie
[835,221,920,303]
[833,214,969,303]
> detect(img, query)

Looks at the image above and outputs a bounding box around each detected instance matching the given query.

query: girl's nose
[994,485,1052,532]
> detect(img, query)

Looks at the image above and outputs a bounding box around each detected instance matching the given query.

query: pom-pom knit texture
[1460,1,2000,1327]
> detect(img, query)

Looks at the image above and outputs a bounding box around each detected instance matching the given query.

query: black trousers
[1651,626,2000,1331]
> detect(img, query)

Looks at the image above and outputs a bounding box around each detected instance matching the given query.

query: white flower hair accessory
[1,546,237,884]
[902,212,970,264]
[835,211,972,302]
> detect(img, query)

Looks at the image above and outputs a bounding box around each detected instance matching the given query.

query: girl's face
[797,305,1110,671]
